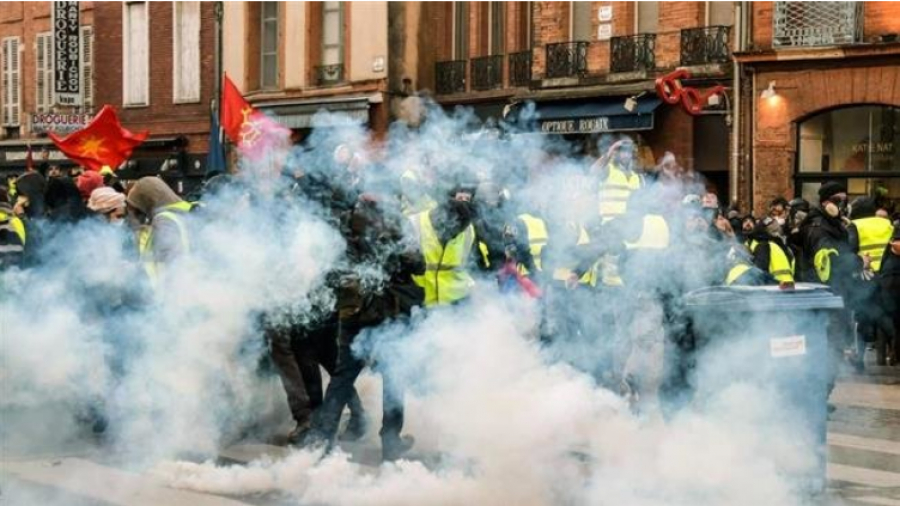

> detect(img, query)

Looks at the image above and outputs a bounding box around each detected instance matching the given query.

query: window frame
[452,2,469,60]
[172,1,201,104]
[793,104,900,197]
[2,36,21,127]
[123,1,150,107]
[259,1,280,90]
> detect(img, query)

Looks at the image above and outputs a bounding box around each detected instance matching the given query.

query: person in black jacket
[876,227,900,365]
[305,191,425,461]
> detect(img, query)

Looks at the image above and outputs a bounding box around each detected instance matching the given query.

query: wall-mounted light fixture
[760,81,777,100]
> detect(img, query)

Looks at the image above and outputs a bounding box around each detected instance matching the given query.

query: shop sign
[30,112,91,134]
[4,150,69,162]
[539,114,652,134]
[53,1,81,106]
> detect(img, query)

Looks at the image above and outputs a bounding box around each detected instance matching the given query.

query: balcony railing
[470,55,504,91]
[435,60,467,95]
[611,34,656,73]
[545,41,588,79]
[315,64,344,85]
[508,50,532,87]
[680,26,731,66]
[773,1,862,48]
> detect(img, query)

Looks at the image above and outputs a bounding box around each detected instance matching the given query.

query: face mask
[775,217,785,226]
[449,200,474,224]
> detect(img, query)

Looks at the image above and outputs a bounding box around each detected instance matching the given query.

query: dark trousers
[267,319,364,425]
[311,320,404,442]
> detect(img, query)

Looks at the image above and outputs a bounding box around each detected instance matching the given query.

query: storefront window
[796,105,900,216]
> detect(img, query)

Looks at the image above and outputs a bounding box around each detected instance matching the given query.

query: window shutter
[81,27,93,107]
[10,37,20,125]
[125,2,149,105]
[1,39,8,125]
[174,2,200,102]
[36,34,52,113]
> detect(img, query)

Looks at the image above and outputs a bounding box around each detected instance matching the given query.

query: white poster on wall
[598,23,612,41]
[599,6,613,22]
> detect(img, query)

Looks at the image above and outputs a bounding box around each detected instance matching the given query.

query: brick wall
[752,65,900,213]
[0,1,94,137]
[94,2,215,154]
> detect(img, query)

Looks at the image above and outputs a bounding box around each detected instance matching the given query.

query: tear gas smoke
[1,99,822,505]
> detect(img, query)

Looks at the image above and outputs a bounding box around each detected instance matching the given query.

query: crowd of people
[2,127,899,463]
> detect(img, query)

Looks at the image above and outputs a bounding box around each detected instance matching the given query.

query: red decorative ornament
[655,69,725,116]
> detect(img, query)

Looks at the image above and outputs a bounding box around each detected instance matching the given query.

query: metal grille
[545,41,588,79]
[610,34,656,73]
[435,60,467,95]
[470,55,504,91]
[773,2,862,48]
[681,26,731,66]
[508,51,532,87]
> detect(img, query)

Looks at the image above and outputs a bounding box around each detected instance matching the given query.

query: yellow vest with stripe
[601,214,670,287]
[725,262,753,286]
[853,216,894,272]
[598,165,642,219]
[139,201,192,284]
[0,210,26,244]
[0,210,26,262]
[412,210,476,307]
[518,213,548,272]
[748,239,794,283]
[551,224,592,284]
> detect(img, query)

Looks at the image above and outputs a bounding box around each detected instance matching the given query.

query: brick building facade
[736,1,900,215]
[421,1,738,202]
[0,1,95,176]
[93,1,217,188]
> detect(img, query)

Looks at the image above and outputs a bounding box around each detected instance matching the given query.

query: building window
[260,1,279,89]
[489,2,505,55]
[773,2,862,48]
[516,1,532,51]
[81,26,94,108]
[571,2,591,41]
[173,1,200,103]
[636,1,659,34]
[123,1,149,106]
[319,1,344,83]
[36,33,53,113]
[796,106,900,211]
[453,2,469,59]
[2,37,21,126]
[707,1,733,26]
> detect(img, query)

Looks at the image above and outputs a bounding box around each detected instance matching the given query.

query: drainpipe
[730,1,745,207]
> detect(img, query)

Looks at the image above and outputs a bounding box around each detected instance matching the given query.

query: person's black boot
[381,434,414,462]
[338,413,368,442]
[287,420,311,446]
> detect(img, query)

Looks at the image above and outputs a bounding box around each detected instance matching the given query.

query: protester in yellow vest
[592,138,644,221]
[0,185,26,269]
[126,176,193,285]
[410,184,478,306]
[849,196,894,274]
[746,217,795,284]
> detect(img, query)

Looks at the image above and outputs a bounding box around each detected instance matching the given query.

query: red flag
[221,74,290,159]
[49,105,148,172]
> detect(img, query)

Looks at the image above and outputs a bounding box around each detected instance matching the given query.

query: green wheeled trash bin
[683,283,844,495]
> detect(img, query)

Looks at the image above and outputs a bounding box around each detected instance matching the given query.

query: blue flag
[206,108,226,177]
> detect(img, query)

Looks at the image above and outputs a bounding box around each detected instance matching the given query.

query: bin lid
[683,283,844,312]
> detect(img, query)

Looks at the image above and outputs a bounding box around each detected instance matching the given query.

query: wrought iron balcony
[680,26,731,66]
[470,55,504,91]
[315,64,344,85]
[435,60,467,95]
[611,34,656,73]
[545,41,588,79]
[508,50,532,87]
[773,1,862,48]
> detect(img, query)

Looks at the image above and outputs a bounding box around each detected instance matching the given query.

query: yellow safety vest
[725,263,753,286]
[411,210,476,307]
[139,201,192,284]
[748,239,794,283]
[0,210,26,263]
[598,165,642,219]
[853,216,894,272]
[518,213,548,272]
[601,214,670,287]
[0,210,26,244]
[551,224,592,284]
